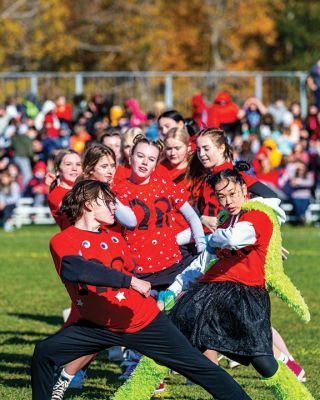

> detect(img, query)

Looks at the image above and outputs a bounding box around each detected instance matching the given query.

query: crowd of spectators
[0,91,320,231]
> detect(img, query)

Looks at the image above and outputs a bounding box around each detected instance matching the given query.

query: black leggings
[31,313,251,400]
[251,355,278,378]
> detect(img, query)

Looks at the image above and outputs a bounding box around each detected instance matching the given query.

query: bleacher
[280,201,320,224]
[12,197,55,228]
[12,196,320,228]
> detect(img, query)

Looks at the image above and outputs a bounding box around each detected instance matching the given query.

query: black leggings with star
[31,313,251,400]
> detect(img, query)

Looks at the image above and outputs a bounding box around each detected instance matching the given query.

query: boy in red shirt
[31,179,250,400]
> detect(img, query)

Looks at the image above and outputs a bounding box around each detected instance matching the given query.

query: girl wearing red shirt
[169,169,312,400]
[117,136,205,290]
[187,128,276,233]
[48,149,82,230]
[114,127,144,185]
[186,128,305,380]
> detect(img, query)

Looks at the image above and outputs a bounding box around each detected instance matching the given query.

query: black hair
[206,166,248,191]
[157,110,184,123]
[184,118,199,137]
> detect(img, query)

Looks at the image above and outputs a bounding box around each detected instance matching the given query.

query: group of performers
[31,111,314,400]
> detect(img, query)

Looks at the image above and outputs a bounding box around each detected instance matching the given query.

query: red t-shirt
[117,176,188,274]
[114,164,131,185]
[48,185,71,230]
[50,226,159,332]
[157,161,191,232]
[200,210,272,287]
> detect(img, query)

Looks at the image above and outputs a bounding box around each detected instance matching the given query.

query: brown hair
[131,134,164,162]
[49,149,81,192]
[186,128,233,195]
[60,179,116,225]
[79,143,116,181]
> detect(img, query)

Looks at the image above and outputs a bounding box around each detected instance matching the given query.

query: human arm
[178,202,206,252]
[114,198,137,229]
[168,247,218,296]
[61,255,132,288]
[60,255,151,296]
[248,181,277,198]
[208,220,256,250]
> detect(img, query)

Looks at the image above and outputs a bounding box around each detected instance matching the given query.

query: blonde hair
[164,127,190,147]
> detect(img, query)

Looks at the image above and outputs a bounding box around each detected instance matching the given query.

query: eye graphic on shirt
[100,242,108,250]
[82,240,91,248]
[111,236,119,243]
[137,266,143,272]
[152,240,157,245]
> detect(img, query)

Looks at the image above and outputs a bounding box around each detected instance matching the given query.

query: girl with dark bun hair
[168,168,312,400]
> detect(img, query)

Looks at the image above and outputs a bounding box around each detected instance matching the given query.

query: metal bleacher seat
[281,201,320,224]
[13,197,55,228]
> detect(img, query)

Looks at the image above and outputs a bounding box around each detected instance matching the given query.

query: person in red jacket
[207,91,242,138]
[31,179,251,400]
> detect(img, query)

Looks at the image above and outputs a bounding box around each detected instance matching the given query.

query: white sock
[277,352,289,364]
[60,368,75,381]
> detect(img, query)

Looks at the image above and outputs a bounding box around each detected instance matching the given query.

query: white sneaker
[51,376,71,400]
[227,359,241,369]
[69,369,87,389]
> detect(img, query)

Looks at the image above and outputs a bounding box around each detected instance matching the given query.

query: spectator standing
[307,59,320,109]
[11,125,34,189]
[0,170,21,231]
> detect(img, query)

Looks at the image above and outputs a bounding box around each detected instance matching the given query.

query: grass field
[0,224,319,400]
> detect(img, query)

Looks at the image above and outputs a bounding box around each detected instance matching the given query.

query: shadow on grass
[8,312,63,326]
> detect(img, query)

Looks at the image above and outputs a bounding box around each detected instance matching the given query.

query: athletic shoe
[154,382,165,394]
[69,369,87,389]
[108,346,124,362]
[62,307,71,323]
[285,358,306,382]
[118,362,138,380]
[227,359,241,369]
[51,375,71,400]
[120,349,141,368]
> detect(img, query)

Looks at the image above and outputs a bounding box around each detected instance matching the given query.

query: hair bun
[235,160,251,172]
[133,134,145,144]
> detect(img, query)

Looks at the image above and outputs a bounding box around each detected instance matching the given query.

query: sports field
[0,225,319,399]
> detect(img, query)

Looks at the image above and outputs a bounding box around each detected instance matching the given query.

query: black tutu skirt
[170,281,273,365]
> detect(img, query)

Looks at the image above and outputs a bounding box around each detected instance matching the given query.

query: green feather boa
[241,201,310,322]
[112,357,168,400]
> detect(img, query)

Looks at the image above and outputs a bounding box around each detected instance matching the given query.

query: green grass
[0,225,319,399]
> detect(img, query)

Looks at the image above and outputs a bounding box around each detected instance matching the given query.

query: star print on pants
[115,291,126,302]
[76,299,84,307]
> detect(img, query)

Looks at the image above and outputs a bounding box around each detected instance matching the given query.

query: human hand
[130,276,151,297]
[200,216,218,232]
[45,172,55,186]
